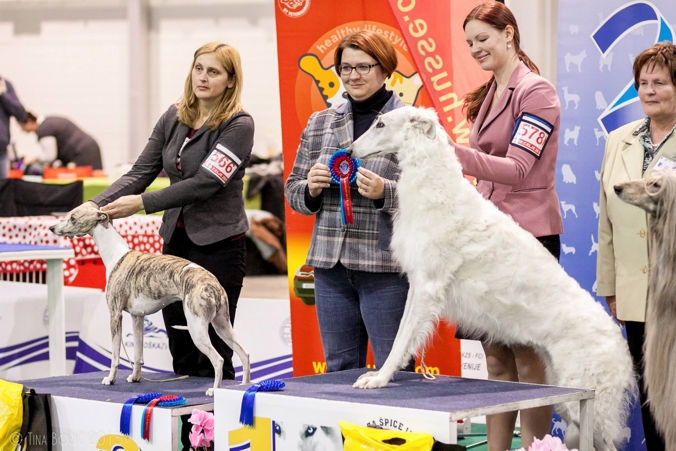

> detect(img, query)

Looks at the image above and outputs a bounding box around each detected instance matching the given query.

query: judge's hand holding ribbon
[356,167,385,200]
[307,163,332,198]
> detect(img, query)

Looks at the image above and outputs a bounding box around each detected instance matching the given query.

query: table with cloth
[0,215,163,284]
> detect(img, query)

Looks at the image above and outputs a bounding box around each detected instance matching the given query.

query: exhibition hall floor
[241,274,289,299]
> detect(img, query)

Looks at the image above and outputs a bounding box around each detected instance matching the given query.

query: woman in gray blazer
[286,31,412,373]
[90,42,254,381]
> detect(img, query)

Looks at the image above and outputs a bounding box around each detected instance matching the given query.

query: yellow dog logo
[299,54,423,108]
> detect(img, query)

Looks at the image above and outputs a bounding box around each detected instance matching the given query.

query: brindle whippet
[50,203,251,395]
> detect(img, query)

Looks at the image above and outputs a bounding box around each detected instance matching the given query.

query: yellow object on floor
[339,420,434,451]
[0,379,23,450]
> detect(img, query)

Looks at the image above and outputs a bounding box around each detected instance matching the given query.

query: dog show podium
[20,370,228,450]
[214,369,596,451]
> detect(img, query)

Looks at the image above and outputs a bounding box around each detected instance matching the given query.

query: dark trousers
[162,227,246,379]
[625,321,666,451]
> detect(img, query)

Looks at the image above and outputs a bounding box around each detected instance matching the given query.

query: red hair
[334,30,398,78]
[462,2,539,123]
[632,42,676,89]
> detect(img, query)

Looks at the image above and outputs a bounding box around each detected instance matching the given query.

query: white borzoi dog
[348,107,635,451]
[615,172,676,450]
[50,203,251,395]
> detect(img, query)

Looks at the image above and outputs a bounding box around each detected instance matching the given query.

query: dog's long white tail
[544,322,635,451]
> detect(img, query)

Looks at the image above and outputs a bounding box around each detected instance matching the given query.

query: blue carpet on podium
[20,369,239,405]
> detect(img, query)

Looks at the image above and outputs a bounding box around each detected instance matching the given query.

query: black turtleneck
[350,84,393,140]
[303,85,393,211]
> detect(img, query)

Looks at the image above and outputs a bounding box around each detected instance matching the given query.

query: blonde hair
[177,42,244,130]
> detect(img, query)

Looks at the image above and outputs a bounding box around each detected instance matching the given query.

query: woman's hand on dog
[357,168,385,200]
[101,195,145,219]
[307,163,331,198]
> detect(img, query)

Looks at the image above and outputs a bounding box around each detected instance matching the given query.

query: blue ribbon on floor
[120,392,162,436]
[239,380,286,426]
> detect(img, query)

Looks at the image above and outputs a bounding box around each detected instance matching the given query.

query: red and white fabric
[0,215,163,283]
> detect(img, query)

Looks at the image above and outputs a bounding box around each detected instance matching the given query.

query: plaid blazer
[285,94,405,273]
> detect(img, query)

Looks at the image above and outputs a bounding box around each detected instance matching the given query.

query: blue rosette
[239,379,286,427]
[328,149,361,225]
[120,392,162,436]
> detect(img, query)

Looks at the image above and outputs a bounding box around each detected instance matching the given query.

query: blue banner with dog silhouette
[557,1,676,449]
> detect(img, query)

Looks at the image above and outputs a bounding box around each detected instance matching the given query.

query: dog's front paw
[353,371,389,389]
[127,374,141,383]
[101,376,115,386]
[205,388,215,397]
[355,370,379,383]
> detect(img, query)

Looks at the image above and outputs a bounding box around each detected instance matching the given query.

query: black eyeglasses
[338,63,380,76]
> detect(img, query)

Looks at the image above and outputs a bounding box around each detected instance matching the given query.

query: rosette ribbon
[140,394,187,440]
[328,149,360,225]
[239,379,286,426]
[120,392,162,436]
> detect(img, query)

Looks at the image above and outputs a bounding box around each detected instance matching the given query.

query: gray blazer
[285,94,404,273]
[0,77,27,156]
[92,105,254,246]
[37,116,103,169]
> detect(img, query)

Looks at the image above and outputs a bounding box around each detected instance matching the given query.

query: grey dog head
[50,203,111,237]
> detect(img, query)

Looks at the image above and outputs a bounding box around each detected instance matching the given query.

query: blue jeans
[314,262,414,372]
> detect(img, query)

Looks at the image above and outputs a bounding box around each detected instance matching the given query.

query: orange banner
[275,0,487,377]
[387,0,489,143]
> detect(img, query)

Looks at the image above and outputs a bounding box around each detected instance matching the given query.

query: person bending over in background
[19,112,103,170]
[0,75,27,178]
[597,42,676,451]
[451,3,563,450]
[80,41,254,383]
[286,30,414,373]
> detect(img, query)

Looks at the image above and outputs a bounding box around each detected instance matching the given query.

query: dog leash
[419,347,436,380]
[120,339,189,383]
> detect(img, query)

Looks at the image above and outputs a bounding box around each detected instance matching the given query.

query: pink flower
[188,409,215,449]
[204,426,214,442]
[514,435,578,451]
[515,434,578,451]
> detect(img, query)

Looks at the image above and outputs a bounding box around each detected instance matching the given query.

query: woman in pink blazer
[454,3,563,450]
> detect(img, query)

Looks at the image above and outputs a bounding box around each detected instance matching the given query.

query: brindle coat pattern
[106,252,226,341]
[50,202,251,396]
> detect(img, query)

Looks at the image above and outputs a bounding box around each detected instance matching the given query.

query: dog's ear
[97,211,111,229]
[409,115,436,140]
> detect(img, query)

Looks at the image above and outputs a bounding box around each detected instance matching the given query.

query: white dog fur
[348,106,635,451]
[50,203,251,395]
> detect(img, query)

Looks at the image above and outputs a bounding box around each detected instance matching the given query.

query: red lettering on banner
[387,0,488,144]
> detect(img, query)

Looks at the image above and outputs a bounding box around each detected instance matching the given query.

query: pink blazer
[455,62,563,237]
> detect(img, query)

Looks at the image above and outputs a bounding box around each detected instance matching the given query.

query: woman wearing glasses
[286,30,413,373]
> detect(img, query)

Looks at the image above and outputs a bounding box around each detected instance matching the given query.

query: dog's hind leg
[211,311,251,384]
[184,306,224,396]
[103,308,123,386]
[126,315,145,383]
